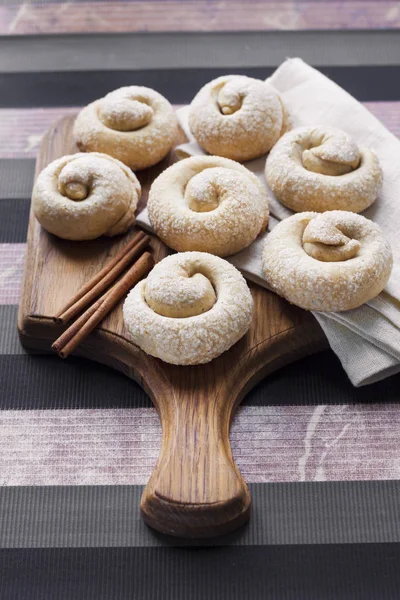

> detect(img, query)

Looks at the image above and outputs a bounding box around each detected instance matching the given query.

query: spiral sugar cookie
[262,211,392,312]
[73,86,178,170]
[32,153,141,240]
[188,75,289,162]
[265,126,382,213]
[147,156,269,257]
[123,252,253,365]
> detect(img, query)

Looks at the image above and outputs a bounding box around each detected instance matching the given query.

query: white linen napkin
[136,58,400,386]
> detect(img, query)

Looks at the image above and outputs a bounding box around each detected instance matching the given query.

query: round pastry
[262,211,392,312]
[32,152,141,240]
[188,75,288,161]
[123,252,253,365]
[265,126,382,213]
[73,86,178,170]
[147,155,269,257]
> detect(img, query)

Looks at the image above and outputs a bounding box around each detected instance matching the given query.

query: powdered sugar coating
[123,252,254,365]
[262,211,393,312]
[189,75,288,161]
[32,152,140,240]
[147,155,269,257]
[73,86,178,171]
[265,126,382,213]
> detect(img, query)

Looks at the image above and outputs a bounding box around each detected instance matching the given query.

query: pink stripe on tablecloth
[364,102,400,136]
[0,244,25,305]
[0,5,19,35]
[0,108,79,159]
[1,404,400,486]
[2,2,400,35]
[1,102,400,159]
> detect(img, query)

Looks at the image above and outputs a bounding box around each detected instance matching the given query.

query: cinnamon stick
[51,289,112,357]
[54,230,149,325]
[52,251,154,359]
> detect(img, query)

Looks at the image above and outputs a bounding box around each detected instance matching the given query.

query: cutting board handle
[140,369,251,538]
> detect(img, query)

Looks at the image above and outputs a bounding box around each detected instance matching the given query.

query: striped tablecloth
[1,17,400,599]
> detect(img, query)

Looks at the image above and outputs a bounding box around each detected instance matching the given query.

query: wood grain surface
[18,114,327,538]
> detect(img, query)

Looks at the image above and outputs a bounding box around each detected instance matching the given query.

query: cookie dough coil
[262,211,392,311]
[265,126,382,213]
[189,75,289,161]
[147,155,269,257]
[73,86,178,170]
[32,152,140,240]
[123,252,254,365]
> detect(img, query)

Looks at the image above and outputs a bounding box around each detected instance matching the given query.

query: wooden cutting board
[18,115,327,538]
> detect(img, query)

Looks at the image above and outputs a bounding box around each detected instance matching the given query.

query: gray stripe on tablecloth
[1,31,400,74]
[0,354,151,410]
[0,481,399,548]
[0,306,25,354]
[0,198,31,242]
[1,351,400,409]
[0,159,35,199]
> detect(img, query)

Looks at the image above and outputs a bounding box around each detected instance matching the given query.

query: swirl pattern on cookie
[262,211,392,312]
[123,252,253,365]
[265,126,382,213]
[73,86,178,170]
[147,156,269,257]
[32,153,141,240]
[188,75,289,162]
